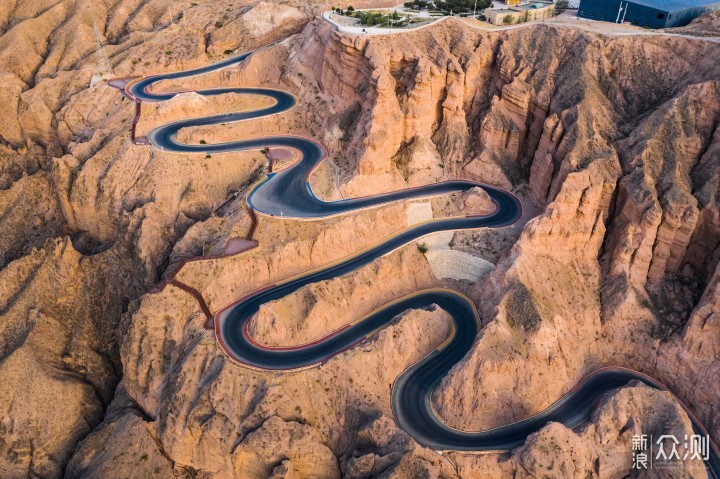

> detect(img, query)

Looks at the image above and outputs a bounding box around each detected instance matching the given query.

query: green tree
[553,0,569,16]
[347,5,355,11]
[356,11,389,25]
[502,14,514,24]
[435,0,476,13]
[475,0,492,11]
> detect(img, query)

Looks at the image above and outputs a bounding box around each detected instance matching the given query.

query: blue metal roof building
[577,0,720,28]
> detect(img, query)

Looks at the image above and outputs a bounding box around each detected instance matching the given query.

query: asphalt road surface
[126,44,719,477]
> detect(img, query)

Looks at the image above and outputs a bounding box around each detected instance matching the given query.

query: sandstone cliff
[2,3,720,478]
[0,0,311,476]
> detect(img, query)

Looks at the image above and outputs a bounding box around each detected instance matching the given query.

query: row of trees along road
[336,0,568,25]
[404,0,493,13]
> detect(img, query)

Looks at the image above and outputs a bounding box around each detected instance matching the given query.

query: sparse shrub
[505,280,542,332]
[405,0,430,8]
[553,0,568,16]
[417,242,428,254]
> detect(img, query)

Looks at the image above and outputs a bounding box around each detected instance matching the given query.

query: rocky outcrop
[63,385,175,479]
[2,3,720,478]
[250,247,434,346]
[433,152,620,429]
[656,258,720,441]
[0,238,143,477]
[604,82,720,298]
[513,383,707,479]
[207,2,307,56]
[0,1,315,477]
[0,162,62,268]
[675,11,720,36]
[459,186,495,216]
[172,203,410,312]
[119,292,452,478]
[450,383,708,478]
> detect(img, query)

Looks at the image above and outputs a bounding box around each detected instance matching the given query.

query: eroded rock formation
[1,2,719,478]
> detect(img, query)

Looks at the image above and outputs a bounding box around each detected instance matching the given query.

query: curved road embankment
[124,43,719,477]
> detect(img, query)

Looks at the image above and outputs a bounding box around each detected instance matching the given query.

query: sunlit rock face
[1,1,719,477]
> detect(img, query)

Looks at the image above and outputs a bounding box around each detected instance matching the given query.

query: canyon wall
[284,18,720,445]
[0,0,312,475]
[1,2,719,478]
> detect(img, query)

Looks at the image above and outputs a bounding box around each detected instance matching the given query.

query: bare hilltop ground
[1,1,719,478]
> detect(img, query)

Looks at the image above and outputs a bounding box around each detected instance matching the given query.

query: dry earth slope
[0,2,719,478]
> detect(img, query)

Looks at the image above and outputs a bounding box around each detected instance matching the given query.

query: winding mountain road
[125,43,719,476]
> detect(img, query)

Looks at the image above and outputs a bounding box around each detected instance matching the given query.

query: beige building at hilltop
[487,2,555,24]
